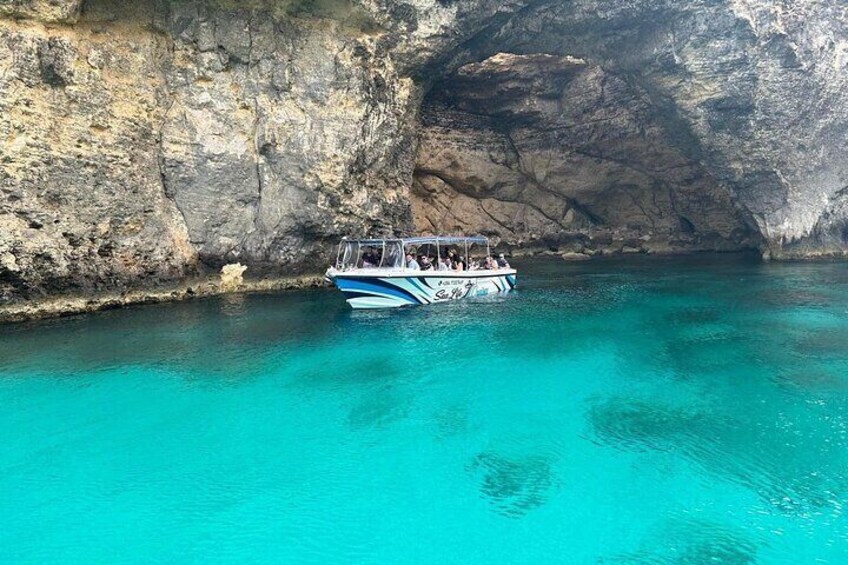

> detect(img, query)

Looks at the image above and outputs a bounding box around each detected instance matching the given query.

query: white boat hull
[328,269,517,309]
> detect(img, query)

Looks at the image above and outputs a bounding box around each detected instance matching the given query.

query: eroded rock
[562,252,591,262]
[1,0,848,311]
[412,53,762,254]
[220,262,247,291]
[0,0,83,23]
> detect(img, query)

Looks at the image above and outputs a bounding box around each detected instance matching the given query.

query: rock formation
[1,0,847,307]
[413,53,760,255]
[431,0,848,259]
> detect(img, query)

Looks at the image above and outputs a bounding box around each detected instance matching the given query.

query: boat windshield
[336,239,404,271]
[335,236,495,272]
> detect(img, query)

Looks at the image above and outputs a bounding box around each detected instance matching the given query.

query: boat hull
[330,270,517,309]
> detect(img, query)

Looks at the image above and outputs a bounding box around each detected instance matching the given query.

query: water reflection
[0,291,343,381]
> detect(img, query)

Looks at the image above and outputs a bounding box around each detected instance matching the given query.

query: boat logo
[434,281,474,301]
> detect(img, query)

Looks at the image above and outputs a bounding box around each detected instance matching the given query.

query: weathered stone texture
[2,0,848,307]
[450,0,848,257]
[0,11,196,301]
[157,3,419,271]
[412,53,761,254]
[0,0,83,23]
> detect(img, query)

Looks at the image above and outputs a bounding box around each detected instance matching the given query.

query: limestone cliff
[2,0,848,307]
[434,0,848,259]
[413,53,761,255]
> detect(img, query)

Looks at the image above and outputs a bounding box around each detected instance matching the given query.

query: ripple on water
[295,355,402,392]
[346,386,412,430]
[589,397,848,514]
[607,518,759,564]
[663,335,751,379]
[589,398,711,453]
[466,450,558,518]
[0,293,341,380]
[664,305,724,326]
[772,369,848,396]
[428,405,469,439]
[791,327,848,361]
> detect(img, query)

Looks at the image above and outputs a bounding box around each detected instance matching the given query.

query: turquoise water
[2,255,848,563]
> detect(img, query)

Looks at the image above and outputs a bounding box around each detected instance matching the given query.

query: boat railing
[334,236,500,273]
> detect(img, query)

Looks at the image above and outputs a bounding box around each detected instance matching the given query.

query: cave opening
[411,52,759,255]
[411,50,762,256]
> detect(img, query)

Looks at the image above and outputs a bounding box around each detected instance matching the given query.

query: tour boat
[325,236,517,309]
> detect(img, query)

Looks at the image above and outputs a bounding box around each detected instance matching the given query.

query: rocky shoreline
[7,246,848,323]
[0,273,326,324]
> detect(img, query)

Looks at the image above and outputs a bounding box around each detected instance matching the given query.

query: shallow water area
[2,255,848,563]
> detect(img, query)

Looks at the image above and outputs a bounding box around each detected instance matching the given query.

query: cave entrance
[411,52,760,256]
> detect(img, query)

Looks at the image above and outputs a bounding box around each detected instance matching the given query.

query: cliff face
[1,2,194,300]
[2,0,848,304]
[433,0,848,259]
[413,53,761,255]
[0,0,419,302]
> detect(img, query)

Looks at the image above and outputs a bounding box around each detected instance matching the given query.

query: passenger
[497,253,510,269]
[454,256,466,272]
[483,256,495,270]
[362,251,377,268]
[438,257,451,271]
[420,256,433,271]
[405,253,421,270]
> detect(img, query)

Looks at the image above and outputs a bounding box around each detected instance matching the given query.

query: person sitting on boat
[497,253,510,268]
[406,254,420,270]
[454,256,466,272]
[438,257,451,271]
[483,256,496,270]
[420,256,434,271]
[362,251,377,268]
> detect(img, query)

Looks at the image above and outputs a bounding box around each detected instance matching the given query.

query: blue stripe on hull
[333,272,517,309]
[335,279,420,306]
[405,278,431,303]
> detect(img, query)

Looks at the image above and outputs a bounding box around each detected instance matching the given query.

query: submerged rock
[467,450,558,518]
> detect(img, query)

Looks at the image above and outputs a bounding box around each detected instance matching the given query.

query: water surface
[2,255,848,563]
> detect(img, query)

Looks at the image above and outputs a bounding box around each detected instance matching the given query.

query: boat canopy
[335,235,491,271]
[338,236,489,246]
[400,236,489,246]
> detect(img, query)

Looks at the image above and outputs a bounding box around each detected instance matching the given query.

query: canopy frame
[335,236,492,271]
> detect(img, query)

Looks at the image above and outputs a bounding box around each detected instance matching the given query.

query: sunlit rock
[220,262,247,291]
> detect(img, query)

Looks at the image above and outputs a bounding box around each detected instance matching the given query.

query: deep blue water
[2,255,848,563]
